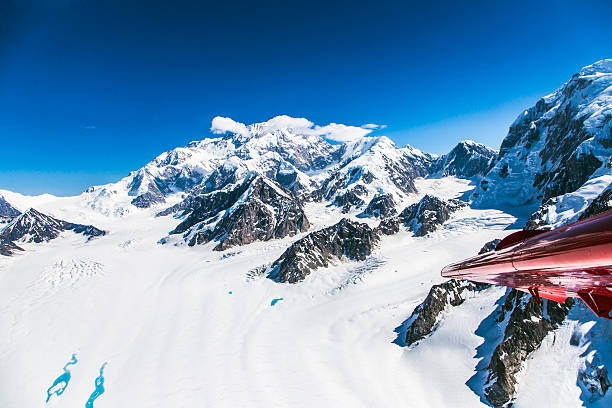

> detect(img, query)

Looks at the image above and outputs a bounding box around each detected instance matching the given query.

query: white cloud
[313,123,374,142]
[211,116,249,137]
[210,114,386,143]
[361,123,387,130]
[259,115,314,130]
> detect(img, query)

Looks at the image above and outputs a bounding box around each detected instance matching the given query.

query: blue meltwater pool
[85,362,108,408]
[46,353,78,403]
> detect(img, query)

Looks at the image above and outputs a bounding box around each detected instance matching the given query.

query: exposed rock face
[0,238,24,256]
[267,218,380,283]
[332,190,366,213]
[199,160,248,195]
[358,193,396,218]
[312,137,433,203]
[579,358,611,403]
[127,172,168,208]
[168,174,309,251]
[430,140,497,178]
[478,238,502,254]
[579,183,612,220]
[399,195,466,236]
[0,208,105,253]
[0,196,20,218]
[523,200,556,230]
[473,59,612,208]
[398,240,498,347]
[401,279,483,347]
[523,176,612,229]
[484,291,574,407]
[159,175,253,218]
[131,190,166,208]
[377,217,400,235]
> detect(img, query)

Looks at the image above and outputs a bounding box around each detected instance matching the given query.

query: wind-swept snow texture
[0,176,516,408]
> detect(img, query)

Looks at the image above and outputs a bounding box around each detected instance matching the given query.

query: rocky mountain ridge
[164,173,309,251]
[80,113,491,220]
[267,218,380,283]
[429,140,497,179]
[473,59,612,212]
[0,208,105,255]
[0,195,21,219]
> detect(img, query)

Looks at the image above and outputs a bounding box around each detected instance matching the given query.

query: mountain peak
[0,208,105,244]
[430,140,497,179]
[473,59,612,208]
[578,58,612,77]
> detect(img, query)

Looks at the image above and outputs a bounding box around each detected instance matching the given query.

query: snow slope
[0,177,519,408]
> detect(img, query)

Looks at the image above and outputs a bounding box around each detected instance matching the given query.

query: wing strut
[528,287,541,305]
[578,292,612,319]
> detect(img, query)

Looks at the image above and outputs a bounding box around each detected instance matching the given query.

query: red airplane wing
[441,209,612,319]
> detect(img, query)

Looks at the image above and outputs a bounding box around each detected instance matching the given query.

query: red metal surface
[441,209,612,319]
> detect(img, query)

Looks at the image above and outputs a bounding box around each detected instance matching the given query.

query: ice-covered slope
[473,59,612,209]
[0,176,516,408]
[312,136,434,206]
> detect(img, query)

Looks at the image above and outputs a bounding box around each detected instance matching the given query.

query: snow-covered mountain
[0,195,21,219]
[473,59,612,214]
[83,116,343,213]
[0,208,105,244]
[82,118,436,219]
[430,140,496,179]
[398,60,612,407]
[162,173,309,251]
[2,61,612,408]
[312,136,433,204]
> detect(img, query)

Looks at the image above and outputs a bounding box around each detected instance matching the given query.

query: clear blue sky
[1,0,611,195]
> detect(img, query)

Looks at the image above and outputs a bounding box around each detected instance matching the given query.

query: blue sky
[1,0,611,195]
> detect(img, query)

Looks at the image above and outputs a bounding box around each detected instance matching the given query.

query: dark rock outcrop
[159,176,254,219]
[430,141,496,178]
[131,190,166,208]
[401,279,483,347]
[0,208,105,253]
[168,174,309,251]
[358,193,397,218]
[0,196,21,218]
[377,217,400,235]
[523,200,555,230]
[397,238,500,347]
[484,291,574,407]
[268,218,380,283]
[478,238,502,254]
[579,358,611,403]
[0,238,24,256]
[399,195,466,236]
[333,190,365,213]
[579,184,612,220]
